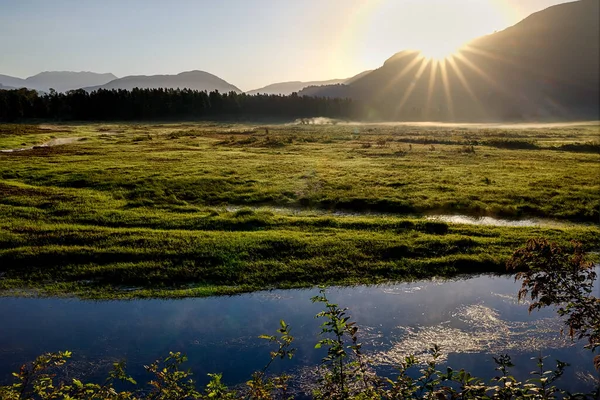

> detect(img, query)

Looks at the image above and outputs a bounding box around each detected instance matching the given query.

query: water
[0,274,598,394]
[424,214,574,228]
[225,205,579,228]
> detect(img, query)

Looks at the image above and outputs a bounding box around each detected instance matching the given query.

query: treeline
[0,88,359,121]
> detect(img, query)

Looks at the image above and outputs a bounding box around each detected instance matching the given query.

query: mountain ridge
[83,70,241,93]
[246,79,346,96]
[246,70,373,96]
[0,71,117,92]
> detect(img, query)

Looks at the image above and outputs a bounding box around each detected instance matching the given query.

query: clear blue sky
[0,0,571,91]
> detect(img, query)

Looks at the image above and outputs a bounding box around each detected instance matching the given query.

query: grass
[0,121,598,298]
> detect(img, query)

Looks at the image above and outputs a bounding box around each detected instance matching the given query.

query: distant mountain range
[83,71,241,93]
[0,70,241,94]
[303,0,600,121]
[0,71,117,92]
[0,69,372,97]
[246,70,372,96]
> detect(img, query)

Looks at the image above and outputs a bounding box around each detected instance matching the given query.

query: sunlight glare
[419,43,462,61]
[345,0,510,72]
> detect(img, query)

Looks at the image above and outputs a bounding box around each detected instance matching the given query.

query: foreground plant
[311,289,380,399]
[0,350,137,399]
[507,238,600,371]
[247,320,295,399]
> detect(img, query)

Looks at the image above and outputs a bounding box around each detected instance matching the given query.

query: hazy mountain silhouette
[246,70,372,96]
[0,74,27,89]
[26,71,117,92]
[299,83,350,98]
[85,71,241,93]
[0,72,116,92]
[304,0,600,121]
[0,83,17,90]
[247,79,345,96]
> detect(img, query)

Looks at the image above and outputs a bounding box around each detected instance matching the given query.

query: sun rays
[374,43,517,121]
[331,0,538,120]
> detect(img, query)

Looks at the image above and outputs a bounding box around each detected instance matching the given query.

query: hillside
[305,0,600,121]
[85,70,241,93]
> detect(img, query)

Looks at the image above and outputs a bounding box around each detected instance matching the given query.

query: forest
[0,88,358,121]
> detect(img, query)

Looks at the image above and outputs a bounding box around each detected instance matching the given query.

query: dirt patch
[0,182,76,202]
[38,124,73,132]
[0,182,43,197]
[44,137,81,146]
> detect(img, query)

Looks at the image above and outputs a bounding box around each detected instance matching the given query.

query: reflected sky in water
[0,273,597,393]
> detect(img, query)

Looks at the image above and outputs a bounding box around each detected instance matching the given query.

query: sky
[0,0,573,91]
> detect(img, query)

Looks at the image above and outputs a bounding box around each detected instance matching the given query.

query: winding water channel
[1,273,598,394]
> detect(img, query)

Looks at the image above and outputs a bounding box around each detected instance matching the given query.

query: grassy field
[0,121,598,298]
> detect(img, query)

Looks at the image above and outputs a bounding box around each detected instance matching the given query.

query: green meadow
[0,121,598,298]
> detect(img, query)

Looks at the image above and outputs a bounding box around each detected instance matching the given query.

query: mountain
[25,71,117,92]
[0,74,27,89]
[247,70,373,96]
[304,0,600,121]
[246,79,345,96]
[0,72,116,92]
[85,71,241,93]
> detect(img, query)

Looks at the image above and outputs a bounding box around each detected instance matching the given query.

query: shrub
[555,141,600,153]
[485,139,538,150]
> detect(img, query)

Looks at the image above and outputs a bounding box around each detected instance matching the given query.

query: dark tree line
[0,88,359,121]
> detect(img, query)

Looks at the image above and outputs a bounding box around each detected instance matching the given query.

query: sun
[419,42,462,61]
[416,36,470,61]
[343,0,509,65]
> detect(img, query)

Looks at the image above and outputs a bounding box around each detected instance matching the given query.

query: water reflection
[225,205,578,228]
[0,274,597,392]
[425,214,573,228]
[374,304,570,365]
